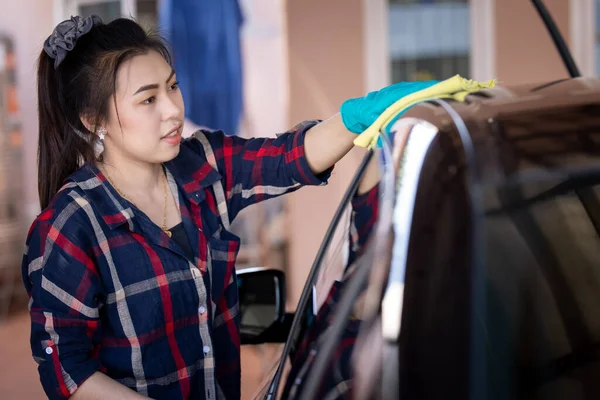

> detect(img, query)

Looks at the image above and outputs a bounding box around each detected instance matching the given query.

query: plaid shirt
[22,121,330,400]
[283,185,379,399]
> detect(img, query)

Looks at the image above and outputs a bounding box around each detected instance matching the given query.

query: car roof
[399,77,600,184]
[403,77,600,127]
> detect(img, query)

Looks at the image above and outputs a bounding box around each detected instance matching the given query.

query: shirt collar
[66,164,136,231]
[66,141,222,230]
[164,139,222,205]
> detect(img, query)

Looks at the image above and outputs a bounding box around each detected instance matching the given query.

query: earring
[97,127,107,141]
[95,128,107,159]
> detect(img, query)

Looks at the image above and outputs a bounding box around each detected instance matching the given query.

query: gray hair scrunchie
[43,15,103,69]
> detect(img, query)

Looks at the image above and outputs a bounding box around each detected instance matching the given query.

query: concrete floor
[0,312,281,399]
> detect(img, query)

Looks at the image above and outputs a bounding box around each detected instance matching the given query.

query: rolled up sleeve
[199,120,332,220]
[23,213,103,399]
[275,120,332,187]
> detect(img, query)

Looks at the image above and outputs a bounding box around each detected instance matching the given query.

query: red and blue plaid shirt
[22,121,330,400]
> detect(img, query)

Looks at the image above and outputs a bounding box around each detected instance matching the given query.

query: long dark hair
[37,18,172,210]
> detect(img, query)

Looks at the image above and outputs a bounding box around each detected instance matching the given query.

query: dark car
[236,2,600,398]
[237,75,600,400]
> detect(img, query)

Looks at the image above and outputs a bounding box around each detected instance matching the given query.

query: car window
[283,121,420,400]
[312,203,353,308]
[247,145,393,399]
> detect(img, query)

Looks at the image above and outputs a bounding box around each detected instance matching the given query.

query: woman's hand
[303,80,440,174]
[339,80,440,134]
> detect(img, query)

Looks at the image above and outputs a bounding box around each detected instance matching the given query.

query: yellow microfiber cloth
[353,74,496,148]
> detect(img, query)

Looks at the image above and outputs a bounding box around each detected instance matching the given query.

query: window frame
[364,0,495,88]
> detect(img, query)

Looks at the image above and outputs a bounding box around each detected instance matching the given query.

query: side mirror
[237,267,290,345]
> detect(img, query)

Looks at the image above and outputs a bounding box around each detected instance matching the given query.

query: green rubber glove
[340,80,441,134]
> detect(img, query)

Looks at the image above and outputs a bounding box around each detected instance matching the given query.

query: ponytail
[36,51,93,210]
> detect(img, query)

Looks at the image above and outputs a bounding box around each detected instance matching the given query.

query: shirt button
[198,306,206,314]
[45,347,53,355]
[203,346,210,355]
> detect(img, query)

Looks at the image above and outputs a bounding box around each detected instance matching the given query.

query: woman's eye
[170,81,180,90]
[143,96,156,105]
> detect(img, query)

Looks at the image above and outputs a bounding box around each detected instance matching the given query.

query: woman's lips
[161,128,182,145]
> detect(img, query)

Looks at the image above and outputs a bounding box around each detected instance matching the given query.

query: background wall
[495,0,572,85]
[0,1,54,223]
[284,0,368,305]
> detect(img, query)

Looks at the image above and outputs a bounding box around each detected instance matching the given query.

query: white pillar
[569,0,595,76]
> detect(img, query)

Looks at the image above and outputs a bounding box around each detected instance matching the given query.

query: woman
[23,15,419,400]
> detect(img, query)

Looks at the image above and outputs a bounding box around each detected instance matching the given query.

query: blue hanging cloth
[159,0,244,135]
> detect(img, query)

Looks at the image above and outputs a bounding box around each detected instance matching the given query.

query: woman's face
[102,50,185,166]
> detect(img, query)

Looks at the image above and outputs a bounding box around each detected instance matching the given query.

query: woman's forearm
[71,372,150,400]
[303,113,356,174]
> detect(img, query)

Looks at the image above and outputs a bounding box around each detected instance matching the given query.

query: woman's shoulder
[50,165,98,212]
[23,178,101,293]
[28,179,95,244]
